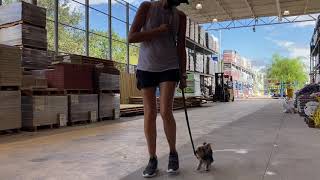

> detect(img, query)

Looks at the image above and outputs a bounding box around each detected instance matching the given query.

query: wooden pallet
[0,86,20,91]
[98,116,115,121]
[120,104,144,116]
[97,89,120,94]
[68,120,92,126]
[0,128,20,135]
[65,89,94,94]
[22,124,59,132]
[21,88,65,96]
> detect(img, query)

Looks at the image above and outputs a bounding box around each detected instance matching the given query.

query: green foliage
[267,54,308,89]
[3,0,139,65]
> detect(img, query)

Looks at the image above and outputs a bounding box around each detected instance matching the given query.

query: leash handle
[181,89,196,156]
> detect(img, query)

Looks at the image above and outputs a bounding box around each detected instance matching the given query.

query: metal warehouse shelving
[310,15,320,83]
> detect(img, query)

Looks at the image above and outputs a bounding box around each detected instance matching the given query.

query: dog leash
[182,89,197,156]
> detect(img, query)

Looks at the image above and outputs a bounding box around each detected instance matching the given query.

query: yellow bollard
[287,88,294,99]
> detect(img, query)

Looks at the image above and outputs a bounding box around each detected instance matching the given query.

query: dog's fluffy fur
[195,142,214,171]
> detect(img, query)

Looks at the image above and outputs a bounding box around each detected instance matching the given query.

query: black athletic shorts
[136,69,180,90]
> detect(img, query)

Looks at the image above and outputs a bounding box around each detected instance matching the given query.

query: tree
[267,54,308,89]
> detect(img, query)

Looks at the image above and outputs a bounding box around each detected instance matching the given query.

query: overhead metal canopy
[179,0,320,29]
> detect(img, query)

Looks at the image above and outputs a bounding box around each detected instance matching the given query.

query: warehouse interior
[1,0,320,179]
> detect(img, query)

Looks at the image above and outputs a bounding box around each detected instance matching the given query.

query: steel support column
[126,2,130,73]
[85,0,89,56]
[54,0,59,54]
[108,0,112,60]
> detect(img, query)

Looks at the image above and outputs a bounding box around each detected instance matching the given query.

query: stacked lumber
[0,91,21,131]
[0,1,46,28]
[21,96,68,129]
[68,94,98,123]
[46,63,94,90]
[0,44,22,87]
[22,48,52,70]
[120,104,144,116]
[0,23,47,50]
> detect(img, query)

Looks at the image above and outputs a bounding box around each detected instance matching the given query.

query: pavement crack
[261,113,286,180]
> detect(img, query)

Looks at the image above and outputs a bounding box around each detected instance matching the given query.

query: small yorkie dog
[195,142,214,171]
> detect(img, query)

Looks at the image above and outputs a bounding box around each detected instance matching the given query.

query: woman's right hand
[157,24,174,34]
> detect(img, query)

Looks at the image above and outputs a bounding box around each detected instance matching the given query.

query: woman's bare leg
[143,87,158,157]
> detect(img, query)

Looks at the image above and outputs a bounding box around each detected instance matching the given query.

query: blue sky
[74,0,316,68]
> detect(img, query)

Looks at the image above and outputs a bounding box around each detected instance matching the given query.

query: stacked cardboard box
[0,91,21,131]
[21,96,68,128]
[94,68,120,92]
[99,93,120,119]
[0,44,22,86]
[223,50,237,63]
[22,75,47,89]
[68,94,98,123]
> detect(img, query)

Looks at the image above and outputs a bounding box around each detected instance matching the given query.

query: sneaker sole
[166,169,179,174]
[142,169,158,178]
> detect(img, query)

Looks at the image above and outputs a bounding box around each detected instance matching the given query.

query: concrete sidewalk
[122,102,320,180]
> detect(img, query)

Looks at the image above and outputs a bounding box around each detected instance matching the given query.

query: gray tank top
[137,2,180,72]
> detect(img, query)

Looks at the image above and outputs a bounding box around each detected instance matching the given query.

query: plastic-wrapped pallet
[190,20,195,41]
[205,32,209,48]
[195,54,204,73]
[208,35,214,50]
[68,94,98,123]
[204,55,209,74]
[186,49,190,70]
[0,91,21,131]
[199,26,205,46]
[186,17,190,38]
[209,59,215,75]
[189,55,195,71]
[114,94,120,119]
[194,73,201,96]
[21,96,68,128]
[195,23,199,43]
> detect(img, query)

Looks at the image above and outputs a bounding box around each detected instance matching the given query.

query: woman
[128,0,187,178]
